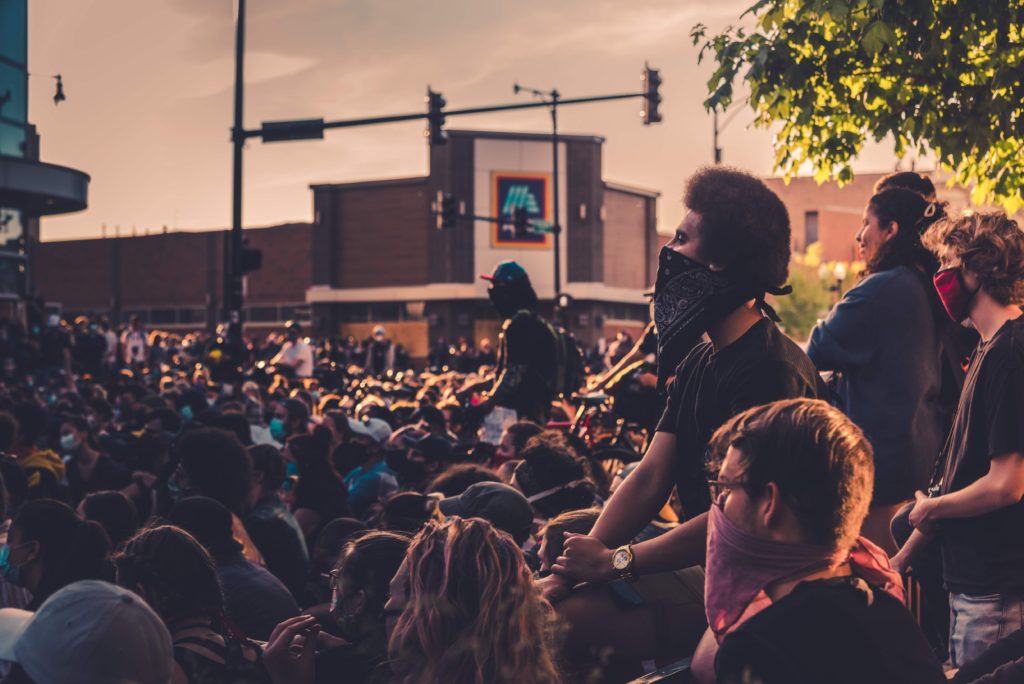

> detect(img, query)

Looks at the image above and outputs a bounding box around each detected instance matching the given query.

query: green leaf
[691,0,1024,211]
[861,20,895,56]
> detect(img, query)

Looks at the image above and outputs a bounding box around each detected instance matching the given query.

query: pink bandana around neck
[704,503,904,640]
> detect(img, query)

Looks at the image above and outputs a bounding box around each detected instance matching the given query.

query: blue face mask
[0,543,29,587]
[269,418,286,442]
[180,405,194,422]
[167,474,196,504]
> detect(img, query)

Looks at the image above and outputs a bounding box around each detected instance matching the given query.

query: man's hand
[552,534,617,584]
[908,490,938,533]
[889,549,911,575]
[535,573,573,603]
[262,615,319,684]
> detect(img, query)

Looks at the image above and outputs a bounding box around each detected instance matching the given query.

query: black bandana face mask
[652,246,792,389]
[652,247,748,389]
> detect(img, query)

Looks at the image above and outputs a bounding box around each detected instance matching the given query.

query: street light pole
[514,85,564,323]
[228,0,246,343]
[550,90,561,314]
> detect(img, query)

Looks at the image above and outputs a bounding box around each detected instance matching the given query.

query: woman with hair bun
[807,185,953,553]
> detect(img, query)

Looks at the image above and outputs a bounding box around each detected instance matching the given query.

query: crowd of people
[0,166,1021,684]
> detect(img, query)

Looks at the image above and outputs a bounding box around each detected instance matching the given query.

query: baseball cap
[438,482,534,545]
[348,417,392,445]
[480,260,528,283]
[0,580,173,684]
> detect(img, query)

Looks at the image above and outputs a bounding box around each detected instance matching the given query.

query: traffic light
[435,190,456,229]
[426,87,447,146]
[641,64,662,125]
[513,207,529,235]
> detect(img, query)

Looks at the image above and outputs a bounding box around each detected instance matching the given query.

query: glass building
[0,0,89,302]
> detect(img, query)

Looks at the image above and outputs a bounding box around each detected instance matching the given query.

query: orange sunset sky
[27,0,902,242]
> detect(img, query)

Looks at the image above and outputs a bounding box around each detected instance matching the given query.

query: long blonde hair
[388,517,561,684]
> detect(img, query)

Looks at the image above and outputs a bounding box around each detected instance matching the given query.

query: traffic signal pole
[228,0,246,344]
[228,1,660,342]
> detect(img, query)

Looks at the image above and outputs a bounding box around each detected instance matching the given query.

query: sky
[27,0,902,242]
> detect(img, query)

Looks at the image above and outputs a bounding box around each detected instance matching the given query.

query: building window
[124,310,150,325]
[805,211,819,249]
[247,306,279,323]
[150,309,177,325]
[178,308,206,324]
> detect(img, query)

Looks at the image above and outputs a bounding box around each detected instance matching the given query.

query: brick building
[35,129,659,358]
[308,130,659,357]
[35,223,312,331]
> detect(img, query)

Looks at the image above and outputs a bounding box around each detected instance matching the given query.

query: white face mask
[60,433,78,453]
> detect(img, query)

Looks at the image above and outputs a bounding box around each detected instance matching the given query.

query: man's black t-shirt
[937,316,1024,596]
[492,311,558,424]
[655,319,821,517]
[716,577,945,684]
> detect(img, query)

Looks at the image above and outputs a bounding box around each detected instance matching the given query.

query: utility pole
[228,0,246,344]
[514,84,563,314]
[712,107,742,164]
[551,90,561,312]
[713,109,721,164]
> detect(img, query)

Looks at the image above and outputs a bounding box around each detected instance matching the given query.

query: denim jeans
[949,592,1024,668]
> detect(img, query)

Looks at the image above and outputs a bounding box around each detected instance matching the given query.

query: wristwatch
[612,544,636,582]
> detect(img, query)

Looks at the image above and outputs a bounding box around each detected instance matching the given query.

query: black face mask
[488,286,518,319]
[652,247,789,389]
[652,248,742,388]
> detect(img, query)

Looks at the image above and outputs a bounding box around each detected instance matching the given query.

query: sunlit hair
[708,398,873,552]
[388,517,560,684]
[923,210,1024,306]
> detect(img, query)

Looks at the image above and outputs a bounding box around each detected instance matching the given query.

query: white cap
[0,580,173,684]
[347,417,392,444]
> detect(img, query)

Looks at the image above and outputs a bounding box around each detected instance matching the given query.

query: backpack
[508,310,586,399]
[546,322,586,399]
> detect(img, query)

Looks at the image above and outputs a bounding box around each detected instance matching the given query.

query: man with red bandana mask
[895,210,1024,669]
[707,399,942,684]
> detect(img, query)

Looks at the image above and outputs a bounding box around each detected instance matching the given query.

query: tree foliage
[692,1,1024,211]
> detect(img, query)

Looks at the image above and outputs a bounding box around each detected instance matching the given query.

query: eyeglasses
[707,477,751,506]
[323,568,342,590]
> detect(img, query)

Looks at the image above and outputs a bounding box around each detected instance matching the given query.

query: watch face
[612,549,630,570]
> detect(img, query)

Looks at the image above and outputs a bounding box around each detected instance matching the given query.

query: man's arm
[890,527,935,574]
[550,432,687,584]
[271,344,298,369]
[590,431,678,546]
[554,512,708,583]
[632,512,708,572]
[910,452,1024,528]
